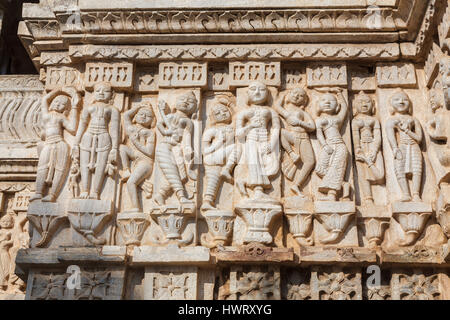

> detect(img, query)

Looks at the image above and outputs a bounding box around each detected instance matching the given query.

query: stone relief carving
[6,0,450,299]
[30,88,80,203]
[385,90,423,202]
[72,82,120,200]
[351,92,385,206]
[153,91,198,206]
[314,89,350,201]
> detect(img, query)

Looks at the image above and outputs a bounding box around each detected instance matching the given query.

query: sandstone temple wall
[0,0,448,300]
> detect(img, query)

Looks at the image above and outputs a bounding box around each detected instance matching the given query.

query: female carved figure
[202,96,240,209]
[30,87,80,202]
[153,91,197,205]
[274,87,316,197]
[352,92,385,205]
[120,104,156,212]
[315,89,349,201]
[235,81,281,199]
[0,214,14,291]
[386,90,423,202]
[72,82,120,200]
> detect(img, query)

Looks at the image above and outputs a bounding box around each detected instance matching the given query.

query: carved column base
[67,199,113,246]
[285,209,314,247]
[150,204,195,246]
[358,204,391,248]
[234,200,282,245]
[201,210,235,248]
[437,185,450,238]
[392,202,432,247]
[314,201,357,246]
[117,211,149,246]
[28,201,67,248]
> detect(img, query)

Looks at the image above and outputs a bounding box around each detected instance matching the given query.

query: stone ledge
[298,246,377,264]
[213,245,294,263]
[132,245,211,265]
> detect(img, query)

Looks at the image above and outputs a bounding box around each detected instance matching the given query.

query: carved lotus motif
[235,271,277,300]
[394,212,431,235]
[398,274,440,300]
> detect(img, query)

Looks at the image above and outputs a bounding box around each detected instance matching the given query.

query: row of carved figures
[28,81,430,211]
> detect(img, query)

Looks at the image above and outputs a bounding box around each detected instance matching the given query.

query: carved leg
[127,161,151,211]
[119,145,134,181]
[281,129,300,163]
[202,166,220,210]
[79,150,91,199]
[43,169,65,202]
[221,144,241,181]
[30,169,47,202]
[291,139,315,196]
[91,150,109,199]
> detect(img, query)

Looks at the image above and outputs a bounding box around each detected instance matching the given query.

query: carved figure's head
[389,90,412,115]
[247,81,268,105]
[287,87,308,107]
[0,214,14,229]
[429,87,444,113]
[133,105,156,128]
[49,95,70,113]
[355,91,375,116]
[209,96,232,125]
[93,82,113,103]
[318,93,339,115]
[440,57,450,108]
[175,91,198,116]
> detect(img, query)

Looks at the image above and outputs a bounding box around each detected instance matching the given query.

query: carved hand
[286,116,299,126]
[394,147,403,160]
[324,144,334,155]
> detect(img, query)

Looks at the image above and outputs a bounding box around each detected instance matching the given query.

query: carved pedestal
[234,201,282,245]
[28,201,67,248]
[314,201,357,246]
[391,202,432,247]
[201,210,235,248]
[116,212,149,246]
[67,199,113,246]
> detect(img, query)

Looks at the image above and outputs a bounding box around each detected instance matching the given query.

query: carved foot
[412,193,422,202]
[295,236,313,246]
[89,192,100,200]
[153,194,165,206]
[220,168,233,181]
[84,232,107,245]
[79,192,89,199]
[29,193,42,202]
[237,182,248,197]
[42,194,56,202]
[400,194,412,202]
[201,200,215,211]
[320,231,342,244]
[290,185,306,197]
[120,169,131,181]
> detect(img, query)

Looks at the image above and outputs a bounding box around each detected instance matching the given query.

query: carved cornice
[67,43,400,63]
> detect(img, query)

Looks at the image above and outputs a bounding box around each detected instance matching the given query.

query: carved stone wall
[1,0,449,300]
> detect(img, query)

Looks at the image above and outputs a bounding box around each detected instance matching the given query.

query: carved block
[391,270,442,300]
[281,64,304,89]
[311,267,362,300]
[349,67,376,91]
[28,201,67,248]
[229,61,281,87]
[207,64,229,91]
[143,266,198,300]
[45,66,83,91]
[85,62,134,90]
[306,63,347,87]
[228,266,280,300]
[376,63,417,88]
[424,43,444,87]
[134,67,158,92]
[282,268,311,300]
[158,62,207,88]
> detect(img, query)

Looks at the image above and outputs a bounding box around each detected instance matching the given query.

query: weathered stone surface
[0,0,447,301]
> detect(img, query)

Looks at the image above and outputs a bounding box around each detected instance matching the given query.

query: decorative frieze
[158,62,207,88]
[376,63,417,88]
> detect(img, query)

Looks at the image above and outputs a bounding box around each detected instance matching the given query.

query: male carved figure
[315,89,349,201]
[202,96,240,209]
[235,81,281,199]
[274,87,316,197]
[120,103,156,212]
[154,91,197,205]
[386,90,423,202]
[72,82,120,200]
[352,92,385,205]
[30,87,80,202]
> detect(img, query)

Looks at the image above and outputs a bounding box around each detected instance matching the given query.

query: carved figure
[202,96,240,209]
[153,91,198,205]
[314,89,349,201]
[386,90,423,202]
[274,87,316,197]
[120,103,156,212]
[72,82,120,200]
[235,81,281,200]
[0,214,14,291]
[30,87,80,202]
[352,92,385,205]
